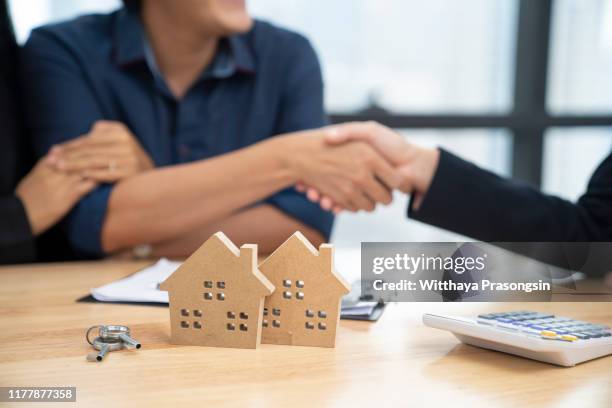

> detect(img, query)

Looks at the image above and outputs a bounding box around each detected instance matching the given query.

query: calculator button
[529,325,547,331]
[573,325,593,332]
[601,331,611,337]
[540,330,557,338]
[478,314,495,320]
[560,335,578,342]
[570,332,591,340]
[533,313,555,319]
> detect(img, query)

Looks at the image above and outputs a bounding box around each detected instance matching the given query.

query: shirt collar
[113,8,256,76]
[113,8,146,67]
[227,35,255,74]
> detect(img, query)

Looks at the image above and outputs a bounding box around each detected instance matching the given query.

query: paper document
[91,258,180,303]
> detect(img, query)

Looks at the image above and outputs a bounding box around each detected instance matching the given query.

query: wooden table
[0,261,610,407]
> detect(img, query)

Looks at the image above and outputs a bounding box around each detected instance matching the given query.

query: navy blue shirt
[21,8,333,256]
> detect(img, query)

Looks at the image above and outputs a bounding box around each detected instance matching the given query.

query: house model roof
[159,232,274,296]
[259,231,350,295]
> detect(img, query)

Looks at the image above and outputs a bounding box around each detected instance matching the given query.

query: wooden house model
[159,232,274,349]
[259,232,350,348]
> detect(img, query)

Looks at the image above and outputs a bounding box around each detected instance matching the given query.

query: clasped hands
[16,121,153,235]
[289,122,440,214]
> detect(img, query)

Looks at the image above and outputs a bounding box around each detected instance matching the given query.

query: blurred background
[8,0,612,248]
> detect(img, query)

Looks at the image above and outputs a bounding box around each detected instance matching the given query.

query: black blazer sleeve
[0,195,36,263]
[409,149,612,242]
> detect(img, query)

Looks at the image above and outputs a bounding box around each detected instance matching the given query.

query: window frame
[329,0,612,188]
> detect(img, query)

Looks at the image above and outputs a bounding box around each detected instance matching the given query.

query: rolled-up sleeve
[266,33,334,238]
[21,29,110,256]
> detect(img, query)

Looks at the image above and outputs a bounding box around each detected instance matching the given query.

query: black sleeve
[0,195,36,264]
[409,149,612,242]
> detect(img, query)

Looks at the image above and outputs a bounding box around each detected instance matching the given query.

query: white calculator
[423,311,612,367]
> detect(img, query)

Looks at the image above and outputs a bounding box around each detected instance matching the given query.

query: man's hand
[15,158,97,236]
[47,121,154,182]
[297,122,440,212]
[277,128,404,212]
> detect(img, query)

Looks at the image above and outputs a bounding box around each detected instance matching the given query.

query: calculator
[423,311,612,367]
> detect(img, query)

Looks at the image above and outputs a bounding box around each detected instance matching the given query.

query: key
[87,336,124,362]
[86,324,142,362]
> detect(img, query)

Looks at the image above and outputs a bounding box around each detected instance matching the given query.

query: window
[249,0,517,114]
[548,0,612,115]
[544,0,612,199]
[543,128,612,201]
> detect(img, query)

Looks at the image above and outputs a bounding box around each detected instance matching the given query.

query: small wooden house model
[259,232,350,348]
[159,232,274,349]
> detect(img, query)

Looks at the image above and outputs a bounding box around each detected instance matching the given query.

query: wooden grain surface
[0,261,610,408]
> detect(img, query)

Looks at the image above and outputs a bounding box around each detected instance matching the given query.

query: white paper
[91,258,180,303]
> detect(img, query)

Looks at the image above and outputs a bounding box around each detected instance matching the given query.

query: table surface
[0,261,610,408]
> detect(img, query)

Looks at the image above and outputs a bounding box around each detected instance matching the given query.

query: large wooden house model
[259,232,351,348]
[159,232,274,349]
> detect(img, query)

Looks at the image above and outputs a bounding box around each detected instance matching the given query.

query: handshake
[282,122,440,214]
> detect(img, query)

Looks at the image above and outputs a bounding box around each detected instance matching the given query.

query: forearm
[101,137,297,252]
[409,149,603,241]
[150,204,325,258]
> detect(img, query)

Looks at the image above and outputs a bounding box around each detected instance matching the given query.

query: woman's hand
[48,121,154,183]
[15,158,97,236]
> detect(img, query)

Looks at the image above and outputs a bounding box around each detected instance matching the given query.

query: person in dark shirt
[0,0,159,264]
[22,0,400,257]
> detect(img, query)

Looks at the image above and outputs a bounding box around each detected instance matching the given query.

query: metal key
[86,325,142,362]
[86,336,124,362]
[99,325,141,349]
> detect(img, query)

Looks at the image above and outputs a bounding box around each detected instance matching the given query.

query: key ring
[99,325,131,339]
[92,337,124,351]
[86,325,104,345]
